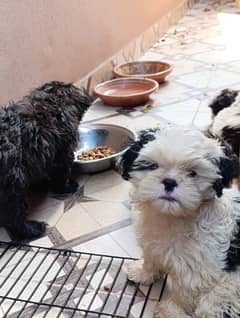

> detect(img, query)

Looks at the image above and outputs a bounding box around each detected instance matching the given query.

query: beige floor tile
[192,49,240,64]
[30,236,53,248]
[73,234,129,257]
[84,170,123,195]
[96,113,164,132]
[177,68,240,90]
[150,81,190,105]
[126,115,163,132]
[110,225,142,259]
[163,58,204,76]
[56,204,101,240]
[139,51,167,61]
[89,182,131,203]
[81,201,130,227]
[28,196,64,227]
[94,114,132,127]
[158,41,211,56]
[82,99,117,123]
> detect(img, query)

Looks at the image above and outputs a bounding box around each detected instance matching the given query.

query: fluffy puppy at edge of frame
[118,126,240,318]
[0,81,92,241]
[208,89,240,188]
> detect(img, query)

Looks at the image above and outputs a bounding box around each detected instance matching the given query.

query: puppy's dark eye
[131,160,159,172]
[188,170,197,178]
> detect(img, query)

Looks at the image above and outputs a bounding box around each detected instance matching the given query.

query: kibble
[76,145,115,161]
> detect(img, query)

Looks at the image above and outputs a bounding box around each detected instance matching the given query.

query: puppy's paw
[154,302,191,318]
[125,259,155,285]
[64,179,79,193]
[51,179,78,194]
[24,220,47,239]
[7,220,47,241]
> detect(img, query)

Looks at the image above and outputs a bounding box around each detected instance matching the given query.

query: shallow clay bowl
[113,61,172,83]
[94,77,158,107]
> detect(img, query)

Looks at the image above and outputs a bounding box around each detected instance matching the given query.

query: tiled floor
[1,0,240,317]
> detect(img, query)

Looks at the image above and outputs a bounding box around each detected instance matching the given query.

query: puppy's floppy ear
[117,128,159,180]
[211,137,239,197]
[208,89,238,117]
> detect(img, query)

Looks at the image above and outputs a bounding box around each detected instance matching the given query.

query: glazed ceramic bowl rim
[94,77,159,99]
[74,123,137,164]
[113,60,172,77]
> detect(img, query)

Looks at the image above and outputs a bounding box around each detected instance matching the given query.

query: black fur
[0,81,92,240]
[213,153,239,197]
[206,132,239,197]
[212,145,239,197]
[208,89,239,117]
[222,125,240,159]
[118,128,159,180]
[225,197,240,272]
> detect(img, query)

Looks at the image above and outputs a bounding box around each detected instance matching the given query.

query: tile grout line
[53,218,132,250]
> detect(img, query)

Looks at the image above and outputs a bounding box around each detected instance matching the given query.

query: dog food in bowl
[76,145,116,161]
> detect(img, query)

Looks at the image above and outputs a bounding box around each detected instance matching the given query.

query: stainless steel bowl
[74,124,137,173]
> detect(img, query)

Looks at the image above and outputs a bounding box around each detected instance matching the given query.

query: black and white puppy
[209,89,240,188]
[118,126,240,318]
[0,81,92,241]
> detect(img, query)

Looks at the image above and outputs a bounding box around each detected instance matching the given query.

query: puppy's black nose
[162,178,178,192]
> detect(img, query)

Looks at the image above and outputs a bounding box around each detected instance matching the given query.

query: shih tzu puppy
[208,88,240,155]
[208,89,240,187]
[0,81,92,241]
[118,126,240,318]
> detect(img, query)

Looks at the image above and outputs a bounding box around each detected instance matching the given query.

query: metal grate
[0,241,165,318]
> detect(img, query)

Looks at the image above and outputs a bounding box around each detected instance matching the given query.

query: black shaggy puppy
[0,81,92,240]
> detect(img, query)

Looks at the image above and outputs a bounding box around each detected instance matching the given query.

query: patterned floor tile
[148,81,192,105]
[84,170,123,196]
[191,49,240,65]
[82,99,118,123]
[89,182,131,203]
[161,58,204,76]
[30,236,53,248]
[110,226,142,259]
[28,196,64,227]
[56,204,101,240]
[73,234,129,257]
[150,98,201,126]
[176,68,240,90]
[158,41,212,56]
[81,201,130,228]
[125,114,164,132]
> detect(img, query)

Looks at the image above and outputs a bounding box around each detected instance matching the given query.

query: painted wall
[0,0,182,104]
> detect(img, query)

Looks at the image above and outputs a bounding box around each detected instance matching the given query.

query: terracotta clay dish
[113,61,172,83]
[94,77,158,107]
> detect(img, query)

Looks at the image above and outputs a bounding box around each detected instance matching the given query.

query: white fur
[126,127,240,318]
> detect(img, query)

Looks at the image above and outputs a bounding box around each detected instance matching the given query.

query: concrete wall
[0,0,182,104]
